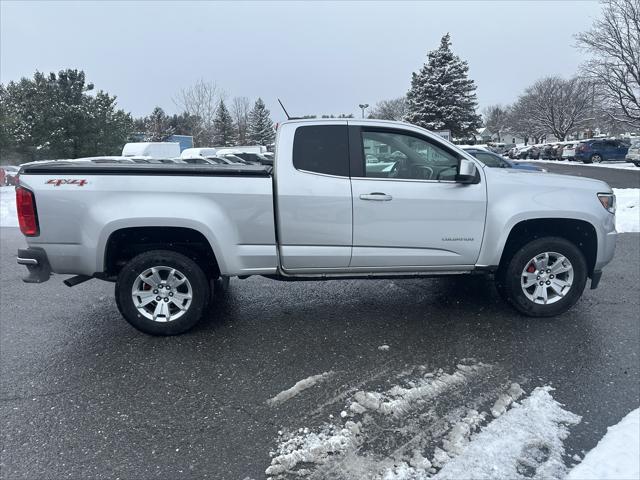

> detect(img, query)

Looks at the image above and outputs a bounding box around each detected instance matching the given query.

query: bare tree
[231,96,251,145]
[368,97,408,121]
[576,0,640,128]
[482,104,511,142]
[514,77,594,141]
[508,99,547,144]
[173,80,225,146]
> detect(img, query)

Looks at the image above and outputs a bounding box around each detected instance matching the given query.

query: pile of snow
[265,362,583,480]
[567,408,639,480]
[267,372,334,406]
[433,387,581,480]
[614,188,640,233]
[0,186,18,228]
[526,159,640,171]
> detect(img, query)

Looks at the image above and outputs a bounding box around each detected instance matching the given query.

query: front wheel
[115,250,210,335]
[500,237,588,317]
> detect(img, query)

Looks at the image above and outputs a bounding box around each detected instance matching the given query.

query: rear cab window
[292,125,349,177]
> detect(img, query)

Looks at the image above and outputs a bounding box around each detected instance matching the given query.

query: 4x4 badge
[46,179,88,187]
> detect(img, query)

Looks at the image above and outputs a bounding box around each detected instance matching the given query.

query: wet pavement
[1,166,638,479]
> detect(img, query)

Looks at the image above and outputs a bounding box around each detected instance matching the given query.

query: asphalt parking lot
[1,166,639,480]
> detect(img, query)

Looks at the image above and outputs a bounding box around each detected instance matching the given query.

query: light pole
[358,103,369,119]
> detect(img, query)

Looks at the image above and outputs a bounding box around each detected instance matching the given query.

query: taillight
[16,186,39,236]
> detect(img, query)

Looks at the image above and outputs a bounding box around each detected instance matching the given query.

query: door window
[473,151,505,168]
[362,130,460,181]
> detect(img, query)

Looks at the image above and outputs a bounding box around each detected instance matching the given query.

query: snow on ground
[433,387,581,480]
[267,372,335,407]
[0,186,18,227]
[567,408,639,480]
[526,159,640,171]
[614,188,640,233]
[265,362,583,480]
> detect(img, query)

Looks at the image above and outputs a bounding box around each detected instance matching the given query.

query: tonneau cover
[20,159,272,177]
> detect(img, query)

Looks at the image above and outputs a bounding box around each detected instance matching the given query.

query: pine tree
[405,34,482,138]
[144,107,174,141]
[247,98,275,145]
[213,100,236,146]
[0,69,132,162]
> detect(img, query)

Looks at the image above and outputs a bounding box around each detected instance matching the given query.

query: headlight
[597,193,616,213]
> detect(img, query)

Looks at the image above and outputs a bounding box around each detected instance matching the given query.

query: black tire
[115,250,210,335]
[500,237,588,317]
[584,153,601,164]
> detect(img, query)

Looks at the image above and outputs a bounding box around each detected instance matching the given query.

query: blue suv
[575,139,629,164]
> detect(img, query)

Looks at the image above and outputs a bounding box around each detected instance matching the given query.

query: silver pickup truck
[15,119,617,335]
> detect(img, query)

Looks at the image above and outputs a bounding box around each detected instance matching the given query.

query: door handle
[359,192,393,201]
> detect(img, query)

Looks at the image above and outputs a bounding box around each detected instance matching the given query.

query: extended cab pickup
[15,120,617,335]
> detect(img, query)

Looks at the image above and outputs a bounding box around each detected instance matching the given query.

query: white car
[562,143,579,161]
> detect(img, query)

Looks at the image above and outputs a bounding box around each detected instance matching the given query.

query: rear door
[614,140,628,160]
[349,126,487,269]
[275,122,353,271]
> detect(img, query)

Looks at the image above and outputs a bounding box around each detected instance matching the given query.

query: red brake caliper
[526,263,536,273]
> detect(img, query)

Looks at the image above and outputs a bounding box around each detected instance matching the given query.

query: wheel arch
[102,226,221,279]
[498,218,598,276]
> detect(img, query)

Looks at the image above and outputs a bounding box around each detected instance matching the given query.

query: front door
[350,127,487,269]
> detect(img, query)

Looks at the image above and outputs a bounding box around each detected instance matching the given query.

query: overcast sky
[1,0,601,121]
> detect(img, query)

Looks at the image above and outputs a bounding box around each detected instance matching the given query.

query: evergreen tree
[247,98,275,145]
[405,34,482,138]
[0,69,132,161]
[169,112,201,137]
[213,100,236,146]
[144,107,174,141]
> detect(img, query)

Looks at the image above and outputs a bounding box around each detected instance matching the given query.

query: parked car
[540,145,555,160]
[561,143,579,161]
[528,145,541,159]
[122,142,181,159]
[220,154,251,165]
[514,145,532,159]
[1,165,20,185]
[181,157,217,165]
[463,148,546,172]
[15,119,617,335]
[233,152,274,166]
[181,148,218,160]
[625,139,640,167]
[574,139,629,164]
[552,143,565,160]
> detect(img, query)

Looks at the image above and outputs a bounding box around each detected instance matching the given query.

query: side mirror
[456,158,479,184]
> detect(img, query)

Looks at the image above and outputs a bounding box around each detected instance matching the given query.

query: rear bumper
[17,247,51,283]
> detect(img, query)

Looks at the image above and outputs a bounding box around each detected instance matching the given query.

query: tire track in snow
[265,361,580,480]
[266,361,502,479]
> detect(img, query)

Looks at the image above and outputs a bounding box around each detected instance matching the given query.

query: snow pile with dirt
[613,188,640,233]
[567,407,639,480]
[0,186,18,227]
[267,372,335,406]
[265,362,582,480]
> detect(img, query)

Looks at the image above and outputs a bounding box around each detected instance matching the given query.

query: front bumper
[17,247,51,283]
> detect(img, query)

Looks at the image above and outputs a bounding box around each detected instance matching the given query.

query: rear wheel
[115,250,210,335]
[584,153,601,164]
[500,237,588,317]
